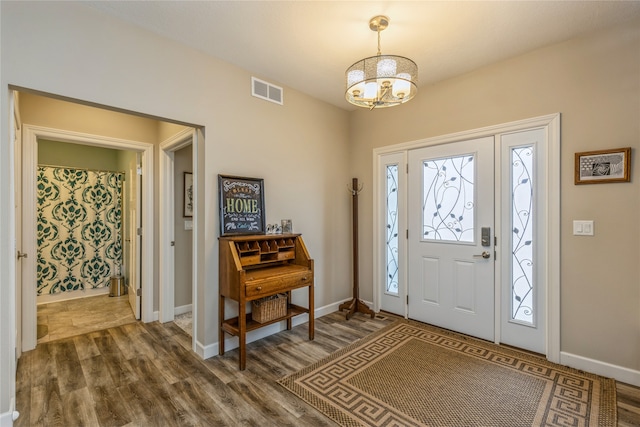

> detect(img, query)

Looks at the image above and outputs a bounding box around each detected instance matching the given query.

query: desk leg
[238,300,246,370]
[219,295,225,355]
[286,291,292,331]
[309,282,315,340]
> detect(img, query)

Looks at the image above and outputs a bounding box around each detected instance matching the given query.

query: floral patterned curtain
[37,166,124,296]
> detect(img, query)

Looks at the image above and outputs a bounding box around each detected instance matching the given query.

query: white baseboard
[174,304,192,316]
[0,410,13,427]
[561,351,640,387]
[199,298,359,360]
[195,339,209,360]
[37,287,110,305]
[0,397,19,427]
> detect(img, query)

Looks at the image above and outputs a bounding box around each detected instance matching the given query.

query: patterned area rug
[278,320,617,427]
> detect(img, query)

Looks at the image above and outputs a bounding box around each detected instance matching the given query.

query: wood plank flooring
[16,309,640,426]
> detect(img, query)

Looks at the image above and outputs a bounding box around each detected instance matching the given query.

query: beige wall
[36,140,130,301]
[349,20,640,371]
[2,1,352,358]
[39,139,119,171]
[20,93,159,143]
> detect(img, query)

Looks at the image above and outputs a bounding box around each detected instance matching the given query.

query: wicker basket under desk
[251,293,287,323]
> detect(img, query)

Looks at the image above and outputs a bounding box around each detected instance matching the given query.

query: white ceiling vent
[252,77,283,105]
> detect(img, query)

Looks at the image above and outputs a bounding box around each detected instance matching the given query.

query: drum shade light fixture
[345,15,418,109]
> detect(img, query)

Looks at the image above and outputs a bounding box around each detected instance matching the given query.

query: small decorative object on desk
[266,223,282,234]
[252,294,287,323]
[281,219,293,233]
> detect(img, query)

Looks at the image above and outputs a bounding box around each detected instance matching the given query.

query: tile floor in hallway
[37,294,136,343]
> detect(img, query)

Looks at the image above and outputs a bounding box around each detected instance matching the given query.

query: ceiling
[83,1,640,111]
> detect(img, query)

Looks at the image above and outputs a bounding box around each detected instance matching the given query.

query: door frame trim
[159,127,198,353]
[21,124,155,351]
[372,113,560,362]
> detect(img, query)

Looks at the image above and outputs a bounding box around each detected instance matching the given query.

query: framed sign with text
[218,174,266,235]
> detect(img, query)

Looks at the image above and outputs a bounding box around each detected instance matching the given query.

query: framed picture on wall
[218,174,265,235]
[574,147,631,184]
[184,172,193,217]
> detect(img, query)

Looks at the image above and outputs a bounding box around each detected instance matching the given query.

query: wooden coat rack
[339,178,375,320]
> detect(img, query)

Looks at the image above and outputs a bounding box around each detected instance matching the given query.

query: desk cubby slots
[235,237,296,266]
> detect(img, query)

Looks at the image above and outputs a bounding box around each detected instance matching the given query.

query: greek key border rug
[278,320,617,426]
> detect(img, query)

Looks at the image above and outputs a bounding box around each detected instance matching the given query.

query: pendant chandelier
[345,15,418,109]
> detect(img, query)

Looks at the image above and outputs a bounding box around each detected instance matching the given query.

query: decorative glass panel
[422,154,475,242]
[385,165,399,294]
[511,146,534,324]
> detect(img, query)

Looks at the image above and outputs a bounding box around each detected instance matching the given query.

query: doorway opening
[14,89,202,353]
[159,128,198,347]
[35,140,139,343]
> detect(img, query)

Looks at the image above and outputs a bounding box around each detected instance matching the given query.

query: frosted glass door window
[422,154,475,243]
[386,165,399,295]
[511,146,534,325]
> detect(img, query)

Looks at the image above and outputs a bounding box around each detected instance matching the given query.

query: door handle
[473,251,491,259]
[17,251,28,259]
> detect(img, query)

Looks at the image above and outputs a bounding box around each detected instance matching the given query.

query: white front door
[408,136,495,342]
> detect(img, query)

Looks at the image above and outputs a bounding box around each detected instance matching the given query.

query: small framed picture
[184,172,193,217]
[281,219,293,234]
[575,147,631,184]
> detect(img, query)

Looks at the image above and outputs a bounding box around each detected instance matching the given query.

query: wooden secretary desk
[218,233,314,370]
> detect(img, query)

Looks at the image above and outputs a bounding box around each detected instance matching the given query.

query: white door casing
[373,114,560,361]
[408,136,496,342]
[159,127,197,352]
[12,91,23,360]
[21,124,154,352]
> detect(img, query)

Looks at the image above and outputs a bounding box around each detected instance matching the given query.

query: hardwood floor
[618,382,640,427]
[16,310,640,426]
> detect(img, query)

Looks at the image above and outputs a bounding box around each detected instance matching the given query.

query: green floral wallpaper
[37,166,124,295]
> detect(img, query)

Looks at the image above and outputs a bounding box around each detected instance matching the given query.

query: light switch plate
[184,220,193,231]
[573,220,594,236]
